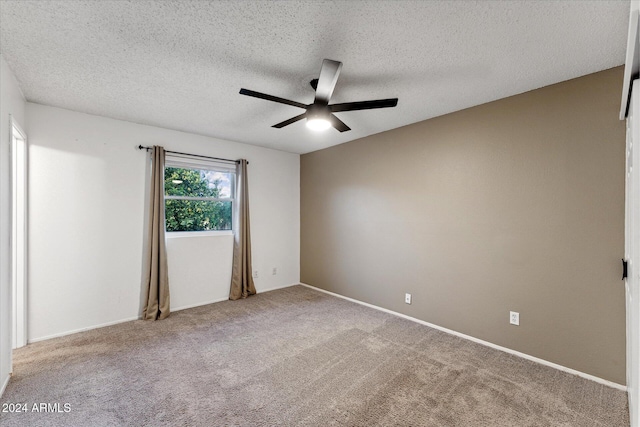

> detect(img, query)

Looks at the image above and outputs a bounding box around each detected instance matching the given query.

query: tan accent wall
[301,67,626,384]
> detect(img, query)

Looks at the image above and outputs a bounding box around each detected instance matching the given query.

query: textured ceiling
[0,0,631,154]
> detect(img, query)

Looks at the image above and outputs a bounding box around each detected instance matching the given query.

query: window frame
[163,155,236,236]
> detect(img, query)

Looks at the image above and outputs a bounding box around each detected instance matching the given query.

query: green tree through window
[164,166,233,232]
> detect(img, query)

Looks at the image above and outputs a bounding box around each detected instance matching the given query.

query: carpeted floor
[0,285,629,426]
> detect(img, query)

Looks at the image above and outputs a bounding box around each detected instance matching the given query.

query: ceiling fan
[239,59,398,132]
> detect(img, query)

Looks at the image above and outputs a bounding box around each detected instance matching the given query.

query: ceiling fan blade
[239,88,307,109]
[329,98,398,113]
[328,114,351,132]
[314,59,342,104]
[272,113,307,128]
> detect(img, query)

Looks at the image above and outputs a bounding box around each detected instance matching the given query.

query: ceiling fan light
[306,117,331,131]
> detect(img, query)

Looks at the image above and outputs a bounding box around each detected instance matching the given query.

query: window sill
[166,230,234,239]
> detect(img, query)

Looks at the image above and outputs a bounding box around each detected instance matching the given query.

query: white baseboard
[174,283,298,311]
[172,297,229,312]
[27,284,299,344]
[172,283,298,310]
[258,282,298,294]
[28,300,232,343]
[300,283,627,392]
[28,315,141,344]
[0,373,9,398]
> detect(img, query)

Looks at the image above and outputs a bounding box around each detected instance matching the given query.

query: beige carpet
[0,285,629,426]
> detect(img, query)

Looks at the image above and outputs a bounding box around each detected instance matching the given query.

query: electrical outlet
[253,270,258,278]
[405,293,412,304]
[510,311,519,326]
[272,267,277,275]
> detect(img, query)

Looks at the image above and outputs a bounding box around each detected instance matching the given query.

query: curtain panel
[142,146,171,320]
[229,159,256,300]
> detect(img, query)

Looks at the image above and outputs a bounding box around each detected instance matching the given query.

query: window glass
[164,166,234,232]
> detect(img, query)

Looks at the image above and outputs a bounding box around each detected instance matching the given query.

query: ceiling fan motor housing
[306,103,330,121]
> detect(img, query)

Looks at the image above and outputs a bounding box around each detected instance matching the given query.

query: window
[164,155,235,233]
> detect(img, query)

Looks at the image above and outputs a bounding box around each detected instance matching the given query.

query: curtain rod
[137,145,247,164]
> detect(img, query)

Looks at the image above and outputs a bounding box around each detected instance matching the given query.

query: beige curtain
[142,146,170,320]
[229,159,256,300]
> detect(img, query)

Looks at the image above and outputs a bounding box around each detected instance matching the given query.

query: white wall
[166,234,234,310]
[26,103,300,342]
[0,55,26,394]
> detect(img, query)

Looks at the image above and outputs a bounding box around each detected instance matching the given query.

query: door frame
[626,81,640,427]
[9,115,27,349]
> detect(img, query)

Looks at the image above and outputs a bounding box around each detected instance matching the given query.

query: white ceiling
[0,0,630,154]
